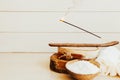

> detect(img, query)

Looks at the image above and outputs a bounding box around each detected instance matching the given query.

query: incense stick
[60,20,102,39]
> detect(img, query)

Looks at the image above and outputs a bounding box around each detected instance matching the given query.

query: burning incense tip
[60,19,64,22]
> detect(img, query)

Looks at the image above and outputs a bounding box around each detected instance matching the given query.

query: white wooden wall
[0,0,120,52]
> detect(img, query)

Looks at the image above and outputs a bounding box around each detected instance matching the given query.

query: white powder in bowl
[66,60,100,74]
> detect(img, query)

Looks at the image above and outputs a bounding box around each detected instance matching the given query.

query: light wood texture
[0,53,71,80]
[0,33,119,52]
[0,53,119,80]
[0,0,120,11]
[0,0,120,52]
[0,12,120,32]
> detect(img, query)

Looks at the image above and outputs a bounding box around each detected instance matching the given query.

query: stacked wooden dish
[49,41,119,80]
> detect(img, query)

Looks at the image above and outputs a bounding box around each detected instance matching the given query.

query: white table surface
[0,53,120,80]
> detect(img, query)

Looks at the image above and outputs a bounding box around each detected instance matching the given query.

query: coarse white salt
[66,60,100,74]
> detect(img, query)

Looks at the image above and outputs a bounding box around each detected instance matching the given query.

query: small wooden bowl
[50,53,84,73]
[65,59,100,80]
[50,53,69,73]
